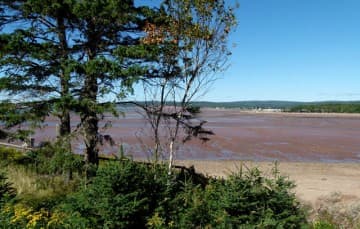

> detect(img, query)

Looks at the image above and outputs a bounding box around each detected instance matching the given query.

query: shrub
[54,160,307,228]
[0,172,16,206]
[0,146,30,166]
[160,166,308,228]
[0,172,18,228]
[0,159,309,228]
[26,142,84,177]
[0,169,79,229]
[56,160,169,228]
[312,220,335,229]
[221,167,306,228]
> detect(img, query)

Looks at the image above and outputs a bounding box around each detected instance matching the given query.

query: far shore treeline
[287,102,360,113]
[117,100,360,113]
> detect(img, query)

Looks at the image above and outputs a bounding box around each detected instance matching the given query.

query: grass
[4,166,39,195]
[311,192,360,228]
[2,146,360,228]
[1,164,80,202]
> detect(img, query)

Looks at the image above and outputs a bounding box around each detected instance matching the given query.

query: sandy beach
[176,160,360,207]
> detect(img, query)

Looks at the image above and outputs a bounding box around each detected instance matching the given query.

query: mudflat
[188,109,360,162]
[31,108,360,163]
[13,108,360,205]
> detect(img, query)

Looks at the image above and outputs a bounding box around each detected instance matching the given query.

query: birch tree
[140,0,237,173]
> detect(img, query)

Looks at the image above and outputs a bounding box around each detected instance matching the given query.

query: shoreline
[200,107,360,118]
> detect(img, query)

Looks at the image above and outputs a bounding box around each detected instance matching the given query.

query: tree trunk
[57,14,73,181]
[153,139,160,163]
[57,14,71,140]
[82,112,99,165]
[58,112,71,137]
[168,140,174,175]
[81,74,99,172]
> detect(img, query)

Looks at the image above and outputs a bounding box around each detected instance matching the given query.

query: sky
[2,1,359,103]
[201,0,360,102]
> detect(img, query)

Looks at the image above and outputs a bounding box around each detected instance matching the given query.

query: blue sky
[202,0,360,102]
[2,1,359,102]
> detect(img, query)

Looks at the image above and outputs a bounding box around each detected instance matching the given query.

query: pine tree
[0,1,76,144]
[1,0,159,171]
[67,0,158,169]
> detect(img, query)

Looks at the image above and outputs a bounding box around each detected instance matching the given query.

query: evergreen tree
[0,1,76,144]
[67,0,158,168]
[1,0,235,173]
[1,0,159,170]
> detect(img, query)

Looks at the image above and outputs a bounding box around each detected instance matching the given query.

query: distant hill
[116,100,360,113]
[189,101,303,109]
[116,100,301,109]
[287,102,360,113]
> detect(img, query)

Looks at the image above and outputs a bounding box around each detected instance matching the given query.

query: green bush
[0,172,16,206]
[0,172,18,228]
[0,183,78,229]
[55,160,168,228]
[159,166,307,228]
[0,158,309,228]
[0,146,30,166]
[312,220,336,229]
[26,143,84,177]
[53,160,307,228]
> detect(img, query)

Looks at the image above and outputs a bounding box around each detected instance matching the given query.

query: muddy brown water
[8,108,360,162]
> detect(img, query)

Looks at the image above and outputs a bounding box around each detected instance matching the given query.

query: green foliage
[0,172,18,228]
[57,160,168,228]
[0,146,29,166]
[159,166,307,228]
[166,101,360,111]
[312,220,336,229]
[49,160,307,228]
[0,172,16,206]
[184,101,305,109]
[222,168,305,228]
[0,157,82,228]
[26,142,84,176]
[0,0,159,166]
[288,103,360,113]
[0,158,310,228]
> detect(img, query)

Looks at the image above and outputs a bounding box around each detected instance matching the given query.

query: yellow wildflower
[11,204,32,224]
[26,208,48,228]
